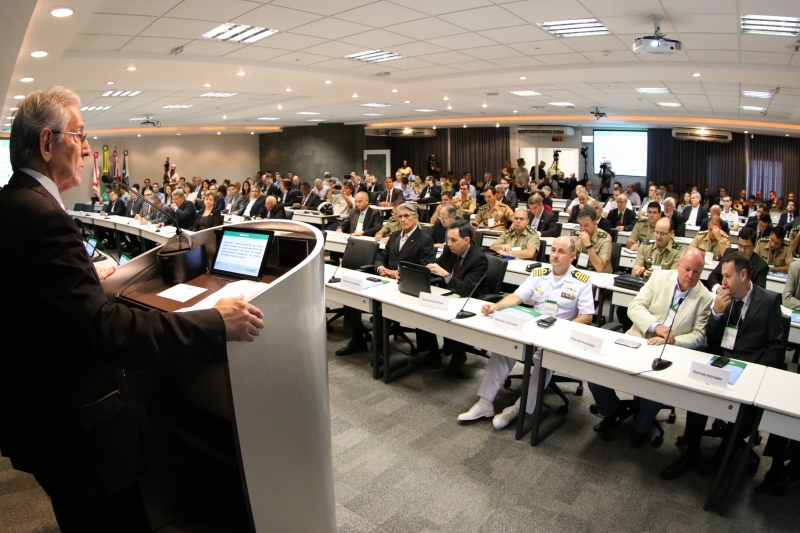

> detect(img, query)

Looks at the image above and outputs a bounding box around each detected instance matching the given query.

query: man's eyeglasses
[654,231,671,237]
[396,214,415,219]
[52,130,87,143]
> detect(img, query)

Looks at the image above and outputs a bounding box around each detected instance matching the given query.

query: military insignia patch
[572,270,590,283]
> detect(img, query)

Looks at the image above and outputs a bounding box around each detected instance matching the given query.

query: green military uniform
[377,216,401,238]
[474,201,515,230]
[629,219,658,245]
[430,204,463,224]
[493,227,541,256]
[755,238,793,268]
[453,194,476,214]
[689,230,730,261]
[634,238,682,272]
[440,181,453,193]
[411,181,424,195]
[571,228,613,273]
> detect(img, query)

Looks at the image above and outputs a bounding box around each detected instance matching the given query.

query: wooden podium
[102,220,336,532]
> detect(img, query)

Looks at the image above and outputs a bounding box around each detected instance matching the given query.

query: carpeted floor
[2,318,799,533]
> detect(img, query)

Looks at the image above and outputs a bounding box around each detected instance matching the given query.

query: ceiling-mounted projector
[633,16,681,55]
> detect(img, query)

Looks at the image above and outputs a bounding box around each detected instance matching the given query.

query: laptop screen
[211,229,275,281]
[398,261,431,297]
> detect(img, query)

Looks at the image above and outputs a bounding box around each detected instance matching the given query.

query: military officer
[627,201,663,251]
[374,195,409,241]
[490,208,541,260]
[632,217,682,277]
[472,186,515,231]
[755,226,793,273]
[454,180,477,215]
[457,236,595,429]
[689,213,730,261]
[572,206,613,273]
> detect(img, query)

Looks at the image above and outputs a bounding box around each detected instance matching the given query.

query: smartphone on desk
[536,316,557,328]
[614,338,641,349]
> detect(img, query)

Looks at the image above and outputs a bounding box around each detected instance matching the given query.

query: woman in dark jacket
[194,191,224,230]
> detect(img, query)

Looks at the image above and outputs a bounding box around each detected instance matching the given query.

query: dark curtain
[749,135,800,201]
[450,127,510,182]
[387,133,448,179]
[646,128,746,195]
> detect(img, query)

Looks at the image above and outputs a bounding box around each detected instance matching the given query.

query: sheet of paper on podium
[177,280,270,312]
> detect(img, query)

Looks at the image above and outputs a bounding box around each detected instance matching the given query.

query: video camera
[164,157,170,172]
[552,149,561,161]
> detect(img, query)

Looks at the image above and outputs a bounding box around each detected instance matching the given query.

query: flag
[92,151,99,197]
[113,150,119,179]
[102,145,109,174]
[122,150,129,186]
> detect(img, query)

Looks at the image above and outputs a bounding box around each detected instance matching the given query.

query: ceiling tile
[268,51,331,66]
[509,40,574,55]
[120,37,193,53]
[679,33,740,51]
[270,0,375,16]
[489,56,544,67]
[768,104,798,113]
[222,47,290,61]
[94,0,182,17]
[392,65,461,78]
[439,6,527,31]
[741,34,798,53]
[740,0,800,18]
[390,0,493,16]
[290,18,372,39]
[462,44,523,60]
[333,2,427,27]
[80,14,157,36]
[179,40,244,57]
[300,41,372,58]
[671,15,739,34]
[416,51,478,65]
[477,25,552,44]
[451,60,501,72]
[535,53,592,65]
[389,41,451,57]
[502,0,593,25]
[69,34,132,51]
[165,0,261,22]
[581,50,640,62]
[687,49,740,63]
[578,0,664,17]
[348,62,400,74]
[391,17,468,37]
[560,35,629,53]
[427,33,499,50]
[382,57,435,70]
[601,16,675,35]
[254,33,327,51]
[307,58,365,70]
[139,18,214,40]
[339,29,416,49]
[232,4,323,31]
[741,51,792,66]
[665,0,737,14]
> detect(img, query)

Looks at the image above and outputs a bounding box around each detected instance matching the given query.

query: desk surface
[755,367,800,416]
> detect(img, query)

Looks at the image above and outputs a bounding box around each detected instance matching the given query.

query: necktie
[358,211,365,224]
[145,205,150,217]
[732,299,743,322]
[453,255,463,277]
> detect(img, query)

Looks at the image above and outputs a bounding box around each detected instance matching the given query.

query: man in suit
[661,251,785,480]
[458,236,595,428]
[0,87,264,532]
[365,174,385,194]
[591,201,613,232]
[238,186,267,218]
[167,188,197,230]
[296,182,321,210]
[779,200,796,230]
[416,219,489,376]
[124,184,144,217]
[661,197,685,237]
[262,195,287,220]
[499,177,518,210]
[338,192,383,236]
[745,211,774,240]
[681,191,708,227]
[415,176,441,204]
[607,193,637,231]
[379,174,403,206]
[335,203,435,355]
[224,184,246,214]
[99,189,125,216]
[590,248,713,446]
[707,228,768,291]
[527,194,559,237]
[134,192,170,226]
[277,179,302,206]
[567,192,589,223]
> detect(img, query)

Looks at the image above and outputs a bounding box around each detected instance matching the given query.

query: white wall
[511,127,591,185]
[64,133,259,208]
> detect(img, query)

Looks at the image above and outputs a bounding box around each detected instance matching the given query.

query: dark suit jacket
[681,205,708,226]
[104,198,125,216]
[341,207,383,236]
[528,209,559,237]
[597,217,612,232]
[355,183,368,194]
[707,248,768,290]
[706,284,784,367]
[417,185,442,204]
[264,203,287,220]
[278,190,303,205]
[193,208,224,231]
[375,227,436,272]
[744,218,773,240]
[0,172,226,500]
[435,242,488,297]
[367,183,385,194]
[378,186,403,205]
[699,218,730,234]
[503,190,518,210]
[171,200,197,229]
[607,208,636,231]
[124,197,144,217]
[779,212,797,230]
[239,196,266,218]
[568,203,586,223]
[664,210,686,237]
[299,192,322,210]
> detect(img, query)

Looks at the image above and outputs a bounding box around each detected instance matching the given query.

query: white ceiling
[5,0,800,135]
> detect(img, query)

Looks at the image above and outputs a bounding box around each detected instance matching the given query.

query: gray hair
[441,204,457,219]
[542,186,551,194]
[10,86,80,171]
[171,188,185,199]
[398,202,418,216]
[691,191,701,200]
[663,197,675,207]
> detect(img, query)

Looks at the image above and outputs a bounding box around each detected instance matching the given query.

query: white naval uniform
[477,265,595,414]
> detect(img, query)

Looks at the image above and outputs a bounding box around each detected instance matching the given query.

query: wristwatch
[585,243,593,249]
[444,273,452,283]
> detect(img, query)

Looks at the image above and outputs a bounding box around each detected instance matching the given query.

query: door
[364,149,391,178]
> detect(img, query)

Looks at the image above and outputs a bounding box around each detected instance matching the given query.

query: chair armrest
[431,275,443,285]
[481,293,505,303]
[358,264,376,274]
[601,322,624,332]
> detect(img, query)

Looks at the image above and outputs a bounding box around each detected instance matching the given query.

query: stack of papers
[499,306,541,321]
[175,280,270,312]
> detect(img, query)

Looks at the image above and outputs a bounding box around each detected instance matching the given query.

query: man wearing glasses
[631,218,682,278]
[706,227,769,292]
[490,208,540,260]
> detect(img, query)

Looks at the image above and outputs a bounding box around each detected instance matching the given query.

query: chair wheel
[503,378,512,389]
[575,385,584,396]
[589,404,599,415]
[652,435,664,448]
[667,413,676,424]
[364,333,372,342]
[675,436,685,448]
[557,405,568,416]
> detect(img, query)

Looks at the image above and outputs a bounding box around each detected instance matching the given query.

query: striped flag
[92,151,99,197]
[122,150,129,186]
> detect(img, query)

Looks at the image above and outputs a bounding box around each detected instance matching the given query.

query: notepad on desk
[499,306,541,321]
[176,280,270,312]
[708,356,747,385]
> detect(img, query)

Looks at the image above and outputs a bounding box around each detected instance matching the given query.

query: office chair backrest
[485,255,507,295]
[471,231,484,248]
[554,222,562,235]
[607,228,618,243]
[284,210,294,220]
[610,242,622,273]
[367,191,380,205]
[420,225,434,237]
[341,238,379,270]
[537,238,548,262]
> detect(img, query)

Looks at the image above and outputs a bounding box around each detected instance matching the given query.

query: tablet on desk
[210,228,275,281]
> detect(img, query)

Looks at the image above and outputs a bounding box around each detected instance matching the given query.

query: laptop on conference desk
[398,261,431,297]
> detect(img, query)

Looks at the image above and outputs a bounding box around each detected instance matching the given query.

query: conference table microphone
[651,295,685,371]
[454,272,486,319]
[328,263,342,284]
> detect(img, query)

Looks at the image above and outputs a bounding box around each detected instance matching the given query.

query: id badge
[355,222,364,233]
[511,246,522,252]
[577,252,589,268]
[664,304,678,328]
[721,325,738,350]
[651,263,662,271]
[541,300,558,317]
[705,251,714,264]
[488,217,495,228]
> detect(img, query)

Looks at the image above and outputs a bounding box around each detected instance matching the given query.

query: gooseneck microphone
[101,175,182,234]
[651,293,685,371]
[454,272,487,319]
[328,263,342,284]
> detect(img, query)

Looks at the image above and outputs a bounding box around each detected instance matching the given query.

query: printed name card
[568,328,605,352]
[419,292,450,311]
[493,312,525,332]
[340,274,373,291]
[688,361,730,389]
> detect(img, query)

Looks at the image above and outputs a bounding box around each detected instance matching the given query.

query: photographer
[326,180,354,230]
[427,154,441,179]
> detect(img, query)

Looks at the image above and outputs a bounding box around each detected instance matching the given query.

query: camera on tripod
[552,149,561,161]
[164,157,170,172]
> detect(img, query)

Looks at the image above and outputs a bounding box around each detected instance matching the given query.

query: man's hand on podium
[96,265,116,283]
[214,295,265,342]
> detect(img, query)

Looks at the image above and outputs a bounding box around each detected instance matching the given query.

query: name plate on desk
[688,361,730,389]
[493,306,540,332]
[340,274,370,291]
[568,328,604,352]
[419,292,450,311]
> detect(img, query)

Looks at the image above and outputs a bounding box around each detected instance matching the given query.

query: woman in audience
[398,160,412,178]
[241,180,251,198]
[201,179,210,194]
[163,184,174,201]
[677,191,690,214]
[194,190,224,231]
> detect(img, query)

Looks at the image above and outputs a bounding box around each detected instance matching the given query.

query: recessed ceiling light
[362,113,382,116]
[392,89,398,93]
[741,90,773,99]
[636,88,670,94]
[325,80,332,85]
[237,71,246,77]
[352,93,358,98]
[463,125,467,128]
[258,117,280,120]
[296,111,320,115]
[513,110,518,113]
[222,115,227,119]
[404,100,410,104]
[744,130,749,133]
[346,50,405,63]
[360,103,390,107]
[277,104,282,109]
[496,123,500,127]
[93,136,97,140]
[50,7,74,17]
[137,134,141,137]
[9,107,17,111]
[217,132,221,135]
[549,102,574,107]
[443,96,449,101]
[20,77,34,83]
[127,66,137,71]
[537,18,610,38]
[202,23,278,43]
[285,87,292,92]
[447,105,452,110]
[251,132,254,134]
[482,103,488,108]
[786,134,791,137]
[3,124,11,127]
[693,73,702,77]
[177,133,180,136]
[414,109,436,113]
[200,92,238,98]
[102,90,141,97]
[741,14,800,37]
[31,51,47,58]
[741,105,766,111]
[203,83,211,87]
[432,125,436,129]
[106,81,114,85]
[308,119,325,122]
[658,102,682,107]
[519,76,527,80]
[13,95,24,100]
[509,90,542,97]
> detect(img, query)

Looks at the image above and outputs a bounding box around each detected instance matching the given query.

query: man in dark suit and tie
[499,177,518,210]
[338,192,383,236]
[167,188,197,229]
[416,219,489,376]
[415,176,442,204]
[606,193,637,231]
[706,227,768,291]
[0,86,264,532]
[661,251,785,480]
[99,188,125,216]
[238,186,267,218]
[527,194,559,237]
[124,184,145,217]
[681,191,708,227]
[296,182,321,210]
[366,174,385,194]
[262,196,287,219]
[378,175,402,206]
[336,203,435,355]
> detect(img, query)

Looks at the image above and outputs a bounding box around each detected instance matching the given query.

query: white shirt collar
[401,225,417,239]
[20,168,65,209]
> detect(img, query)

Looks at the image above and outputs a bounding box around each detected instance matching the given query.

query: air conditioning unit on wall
[672,128,732,142]
[386,128,437,137]
[517,126,575,137]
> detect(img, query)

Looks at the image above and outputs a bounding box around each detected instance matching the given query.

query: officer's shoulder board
[570,229,581,236]
[672,242,682,250]
[478,204,489,211]
[504,227,515,234]
[531,267,551,277]
[697,230,708,235]
[642,239,655,245]
[572,270,590,283]
[759,236,770,243]
[597,230,608,239]
[637,219,648,224]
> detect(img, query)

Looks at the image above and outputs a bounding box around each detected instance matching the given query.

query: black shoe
[660,450,701,480]
[335,340,367,356]
[443,352,466,378]
[698,445,725,477]
[593,416,617,434]
[754,467,786,494]
[410,351,441,368]
[630,431,649,448]
[760,469,800,496]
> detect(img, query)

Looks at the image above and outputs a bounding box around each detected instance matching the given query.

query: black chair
[553,222,562,236]
[610,242,622,273]
[419,224,434,237]
[325,239,379,330]
[367,191,380,205]
[537,239,548,262]
[472,231,485,248]
[607,227,618,243]
[464,256,509,361]
[284,210,294,220]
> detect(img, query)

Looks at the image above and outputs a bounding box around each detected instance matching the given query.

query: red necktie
[453,255,463,277]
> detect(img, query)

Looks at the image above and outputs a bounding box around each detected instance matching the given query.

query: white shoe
[492,405,519,430]
[457,400,495,421]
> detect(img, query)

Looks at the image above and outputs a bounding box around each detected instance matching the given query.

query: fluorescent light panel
[163,104,193,109]
[345,50,405,63]
[548,102,574,106]
[658,102,681,107]
[258,117,280,120]
[200,92,238,98]
[295,111,320,115]
[741,14,800,36]
[636,88,670,94]
[202,23,278,43]
[362,113,383,116]
[414,109,436,112]
[509,90,542,97]
[537,18,610,37]
[360,103,391,107]
[741,90,773,99]
[80,106,111,111]
[308,119,325,122]
[101,90,141,97]
[741,105,766,111]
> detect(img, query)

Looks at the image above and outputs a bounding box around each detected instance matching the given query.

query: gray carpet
[2,319,798,532]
